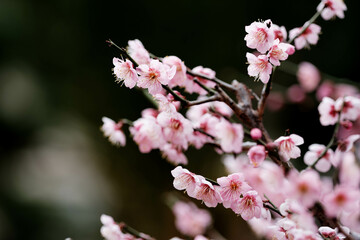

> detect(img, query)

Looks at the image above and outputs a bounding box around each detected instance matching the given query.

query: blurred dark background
[0,0,359,239]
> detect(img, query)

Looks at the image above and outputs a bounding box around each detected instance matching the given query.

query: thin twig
[186,68,236,92]
[287,8,323,44]
[107,39,139,68]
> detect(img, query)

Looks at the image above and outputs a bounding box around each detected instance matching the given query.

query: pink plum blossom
[141,108,159,118]
[160,144,188,165]
[100,214,137,240]
[304,144,334,172]
[231,190,262,220]
[318,97,338,126]
[318,226,348,240]
[247,145,267,167]
[274,134,304,161]
[127,39,151,65]
[287,169,321,208]
[322,185,360,217]
[317,0,347,20]
[245,19,275,53]
[289,23,321,50]
[267,39,295,66]
[194,178,223,208]
[154,94,177,113]
[216,173,251,208]
[101,117,126,147]
[136,59,176,95]
[130,116,165,153]
[246,53,272,84]
[335,96,360,122]
[339,152,360,188]
[112,58,138,88]
[157,111,193,150]
[215,118,244,153]
[337,134,360,152]
[296,62,321,92]
[172,201,212,237]
[163,56,187,87]
[272,24,287,42]
[171,166,199,198]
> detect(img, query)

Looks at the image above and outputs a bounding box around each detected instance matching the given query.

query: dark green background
[0,0,359,239]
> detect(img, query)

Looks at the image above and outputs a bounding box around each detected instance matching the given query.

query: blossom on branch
[112,58,138,88]
[289,23,321,50]
[217,173,251,208]
[245,19,275,53]
[246,53,272,84]
[274,134,304,161]
[101,117,126,147]
[317,0,347,20]
[136,59,176,95]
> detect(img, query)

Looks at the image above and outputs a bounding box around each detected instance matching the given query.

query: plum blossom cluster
[95,0,360,239]
[171,166,263,221]
[245,20,295,84]
[172,201,212,237]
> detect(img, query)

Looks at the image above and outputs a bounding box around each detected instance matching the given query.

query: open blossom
[127,39,151,65]
[217,173,251,208]
[318,97,338,126]
[337,134,360,152]
[272,24,287,42]
[215,118,244,153]
[231,190,262,220]
[246,53,272,84]
[112,58,138,88]
[335,96,360,122]
[172,201,212,237]
[304,144,334,172]
[274,134,304,161]
[297,62,321,92]
[245,19,275,53]
[247,145,266,167]
[289,23,321,50]
[130,116,165,153]
[171,166,199,198]
[157,111,193,150]
[163,56,187,87]
[287,169,321,208]
[194,178,223,208]
[267,39,295,66]
[161,144,188,165]
[136,59,176,95]
[322,185,360,217]
[101,117,126,147]
[317,0,347,20]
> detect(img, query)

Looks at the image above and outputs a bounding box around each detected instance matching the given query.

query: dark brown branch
[257,75,273,118]
[107,39,139,68]
[186,68,236,93]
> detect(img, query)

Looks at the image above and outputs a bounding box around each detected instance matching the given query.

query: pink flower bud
[250,128,262,140]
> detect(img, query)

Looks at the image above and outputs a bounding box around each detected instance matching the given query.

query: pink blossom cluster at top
[245,20,295,83]
[113,40,219,97]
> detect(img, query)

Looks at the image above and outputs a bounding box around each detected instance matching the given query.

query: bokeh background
[0,0,359,239]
